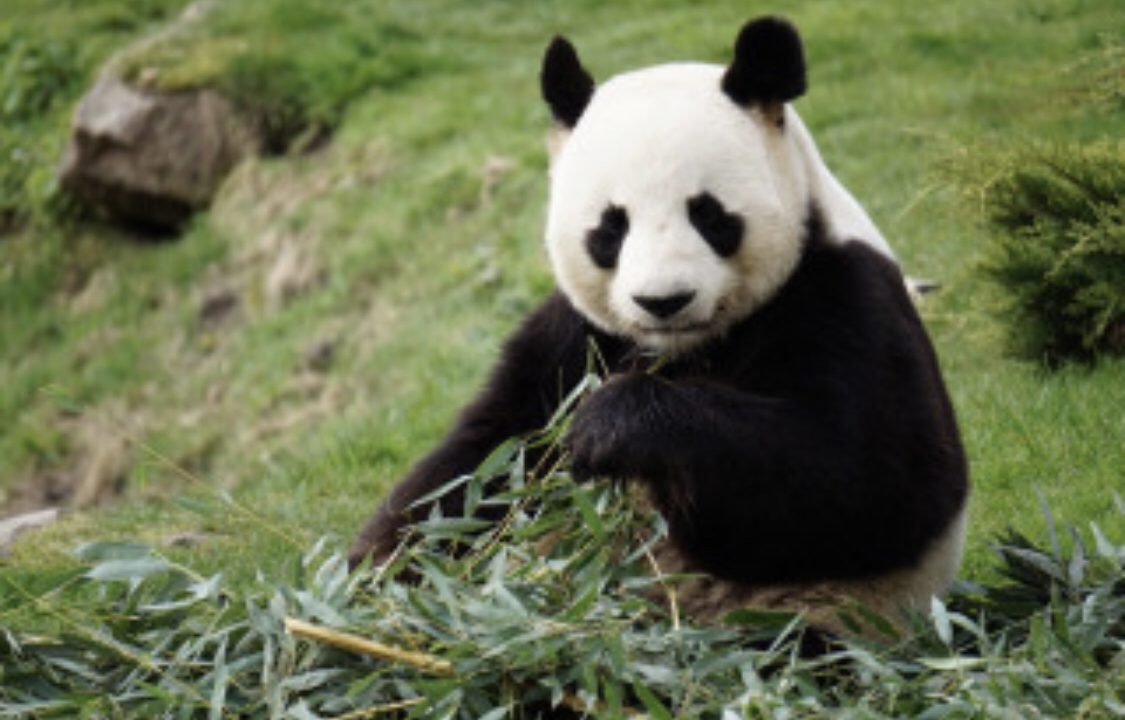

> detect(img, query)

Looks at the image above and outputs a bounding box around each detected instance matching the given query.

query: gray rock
[0,507,60,556]
[60,75,259,229]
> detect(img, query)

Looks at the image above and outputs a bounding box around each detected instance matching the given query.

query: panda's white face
[545,64,811,354]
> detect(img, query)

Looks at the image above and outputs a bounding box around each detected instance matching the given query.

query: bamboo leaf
[73,541,153,563]
[208,638,229,720]
[85,556,171,583]
[917,656,987,671]
[1090,522,1123,564]
[633,682,674,720]
[571,486,605,542]
[476,437,522,480]
[931,596,953,646]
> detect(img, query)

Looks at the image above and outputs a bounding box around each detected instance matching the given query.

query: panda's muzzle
[632,291,695,320]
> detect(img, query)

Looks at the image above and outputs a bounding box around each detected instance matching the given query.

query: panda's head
[542,17,813,354]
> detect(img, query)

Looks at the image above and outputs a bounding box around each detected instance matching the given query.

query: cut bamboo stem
[285,617,649,717]
[644,545,681,634]
[284,617,453,676]
[330,697,424,719]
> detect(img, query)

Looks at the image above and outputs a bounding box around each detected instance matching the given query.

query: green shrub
[978,141,1125,365]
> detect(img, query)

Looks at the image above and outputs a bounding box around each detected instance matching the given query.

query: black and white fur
[350,17,968,635]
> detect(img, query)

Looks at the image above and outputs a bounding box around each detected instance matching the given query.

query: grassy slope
[2,0,1123,625]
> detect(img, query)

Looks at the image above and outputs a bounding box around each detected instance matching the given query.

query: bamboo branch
[644,545,681,634]
[287,617,648,717]
[284,617,453,676]
[330,697,424,719]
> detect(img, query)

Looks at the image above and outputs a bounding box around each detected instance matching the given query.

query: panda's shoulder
[793,236,913,316]
[501,291,622,372]
[747,235,922,360]
[519,291,609,346]
[504,291,587,358]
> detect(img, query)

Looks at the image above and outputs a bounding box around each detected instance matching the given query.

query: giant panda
[349,16,969,638]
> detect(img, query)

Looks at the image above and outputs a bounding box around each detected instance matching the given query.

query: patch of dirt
[204,153,348,318]
[3,402,134,517]
[198,287,240,326]
[302,336,338,374]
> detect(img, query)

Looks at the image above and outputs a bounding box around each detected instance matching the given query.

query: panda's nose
[632,291,695,319]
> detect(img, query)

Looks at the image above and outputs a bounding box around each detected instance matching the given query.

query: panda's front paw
[566,373,662,481]
[567,408,620,481]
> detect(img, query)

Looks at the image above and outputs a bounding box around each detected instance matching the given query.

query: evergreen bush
[977,141,1125,365]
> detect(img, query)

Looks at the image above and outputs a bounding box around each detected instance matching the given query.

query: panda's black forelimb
[568,367,934,586]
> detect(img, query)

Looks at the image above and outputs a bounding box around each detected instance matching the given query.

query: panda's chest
[598,321,785,392]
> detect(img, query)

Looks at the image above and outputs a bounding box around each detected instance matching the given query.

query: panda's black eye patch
[586,204,629,269]
[687,192,743,257]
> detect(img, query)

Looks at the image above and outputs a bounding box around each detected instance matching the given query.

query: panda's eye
[687,193,743,257]
[586,204,629,269]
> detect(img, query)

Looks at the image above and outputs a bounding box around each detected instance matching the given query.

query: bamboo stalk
[644,545,681,634]
[287,617,649,718]
[284,617,453,676]
[330,697,424,719]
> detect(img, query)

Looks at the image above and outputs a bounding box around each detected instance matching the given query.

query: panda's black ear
[721,16,807,106]
[541,36,595,128]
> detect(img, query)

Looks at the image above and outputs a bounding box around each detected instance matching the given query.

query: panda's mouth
[639,321,710,335]
[633,321,716,351]
[633,300,729,340]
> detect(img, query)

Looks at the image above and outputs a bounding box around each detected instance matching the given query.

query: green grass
[3,450,1123,716]
[1,0,1123,643]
